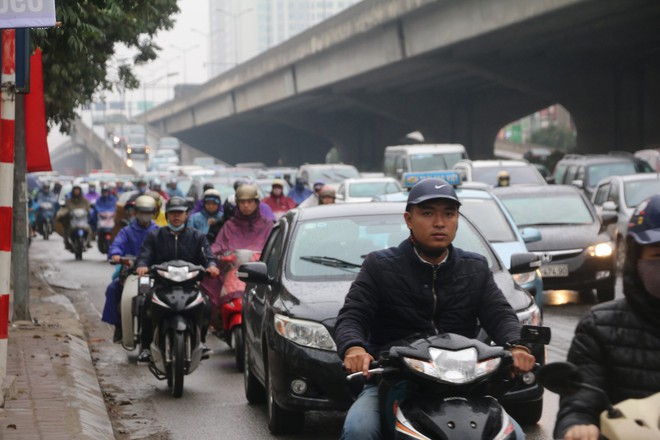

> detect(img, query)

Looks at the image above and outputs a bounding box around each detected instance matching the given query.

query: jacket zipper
[174,234,178,258]
[431,266,439,335]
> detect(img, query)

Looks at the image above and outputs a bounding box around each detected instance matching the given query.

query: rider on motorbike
[553,194,660,440]
[334,178,535,440]
[204,184,273,331]
[261,178,296,219]
[57,185,91,251]
[188,189,224,243]
[135,196,220,363]
[90,185,117,233]
[102,195,159,342]
[34,182,58,236]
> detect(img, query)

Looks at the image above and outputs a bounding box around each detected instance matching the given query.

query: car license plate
[540,264,569,277]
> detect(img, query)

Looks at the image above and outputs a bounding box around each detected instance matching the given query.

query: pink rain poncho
[202,207,273,307]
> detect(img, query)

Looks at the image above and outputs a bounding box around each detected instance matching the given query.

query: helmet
[202,182,214,191]
[272,179,286,189]
[166,196,189,213]
[406,178,461,206]
[203,189,221,204]
[135,195,157,212]
[236,184,259,201]
[319,185,336,198]
[497,170,510,179]
[233,178,248,191]
[627,194,660,245]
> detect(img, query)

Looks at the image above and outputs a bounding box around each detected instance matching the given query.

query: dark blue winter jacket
[108,219,158,257]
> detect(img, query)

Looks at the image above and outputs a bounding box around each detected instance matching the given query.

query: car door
[244,222,286,380]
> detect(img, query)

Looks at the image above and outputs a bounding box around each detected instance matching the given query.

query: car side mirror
[237,262,273,285]
[545,175,556,184]
[509,252,542,275]
[571,179,584,189]
[335,193,344,201]
[602,201,618,212]
[520,227,542,244]
[601,211,618,227]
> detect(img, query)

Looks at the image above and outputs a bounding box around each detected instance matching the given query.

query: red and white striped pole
[0,29,16,387]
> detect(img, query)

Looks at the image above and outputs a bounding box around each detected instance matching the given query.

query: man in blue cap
[554,194,660,440]
[335,178,535,440]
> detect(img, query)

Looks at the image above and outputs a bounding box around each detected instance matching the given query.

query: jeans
[340,385,526,440]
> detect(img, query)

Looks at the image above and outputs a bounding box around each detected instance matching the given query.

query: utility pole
[11,92,29,321]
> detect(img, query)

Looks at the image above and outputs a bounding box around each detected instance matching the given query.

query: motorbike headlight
[587,242,613,257]
[512,270,535,286]
[517,302,541,326]
[158,266,199,282]
[403,347,501,384]
[126,159,133,167]
[40,202,53,210]
[126,147,132,154]
[273,314,336,351]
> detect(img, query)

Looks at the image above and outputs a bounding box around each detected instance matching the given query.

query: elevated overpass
[145,0,660,170]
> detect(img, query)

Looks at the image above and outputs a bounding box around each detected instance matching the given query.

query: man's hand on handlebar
[136,266,149,277]
[343,346,374,378]
[206,266,220,278]
[510,345,535,375]
[111,255,121,264]
[564,424,599,440]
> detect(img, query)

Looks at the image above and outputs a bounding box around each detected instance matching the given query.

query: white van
[383,144,468,183]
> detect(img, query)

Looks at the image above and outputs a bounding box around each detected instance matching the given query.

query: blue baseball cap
[627,194,660,245]
[407,178,461,206]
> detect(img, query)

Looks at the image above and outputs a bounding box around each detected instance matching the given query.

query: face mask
[167,221,185,232]
[638,260,660,299]
[138,186,147,194]
[137,213,152,225]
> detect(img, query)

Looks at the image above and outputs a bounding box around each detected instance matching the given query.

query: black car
[493,184,618,302]
[239,202,544,434]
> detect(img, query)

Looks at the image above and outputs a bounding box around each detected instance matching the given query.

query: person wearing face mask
[135,196,220,363]
[102,195,159,342]
[188,189,224,242]
[553,194,660,440]
[288,177,313,206]
[262,179,295,219]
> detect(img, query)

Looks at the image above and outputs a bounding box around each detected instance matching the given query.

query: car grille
[534,248,583,263]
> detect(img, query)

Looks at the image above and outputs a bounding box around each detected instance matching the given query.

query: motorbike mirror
[520,325,551,345]
[509,253,542,274]
[537,362,583,396]
[237,262,273,285]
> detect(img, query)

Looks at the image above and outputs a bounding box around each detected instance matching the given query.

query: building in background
[499,104,575,144]
[208,0,361,78]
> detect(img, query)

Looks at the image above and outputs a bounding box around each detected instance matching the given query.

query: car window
[607,182,620,203]
[459,198,517,243]
[286,213,496,280]
[500,193,594,226]
[624,179,660,207]
[585,162,636,188]
[554,163,567,184]
[348,181,401,198]
[564,164,578,183]
[409,153,449,172]
[593,183,610,206]
[264,226,284,279]
[471,165,544,186]
[306,167,360,184]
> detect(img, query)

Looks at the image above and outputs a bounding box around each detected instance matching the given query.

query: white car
[453,159,547,186]
[336,177,402,203]
[149,149,180,171]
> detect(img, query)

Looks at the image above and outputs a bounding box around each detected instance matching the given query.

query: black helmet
[166,196,189,213]
[406,178,461,206]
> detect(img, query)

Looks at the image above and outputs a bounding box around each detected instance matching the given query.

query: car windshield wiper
[300,255,362,269]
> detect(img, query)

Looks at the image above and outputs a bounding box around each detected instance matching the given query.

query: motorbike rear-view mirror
[537,362,583,396]
[509,253,542,274]
[520,325,551,345]
[237,262,273,285]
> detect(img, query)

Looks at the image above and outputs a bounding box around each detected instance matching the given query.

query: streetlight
[215,7,253,67]
[169,44,199,84]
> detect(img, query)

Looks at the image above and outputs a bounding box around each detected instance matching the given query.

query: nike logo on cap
[434,184,447,189]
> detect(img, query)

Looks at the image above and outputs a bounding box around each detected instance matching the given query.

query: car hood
[279,271,533,332]
[524,224,600,251]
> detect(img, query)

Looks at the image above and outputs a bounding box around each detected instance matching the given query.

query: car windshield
[409,153,464,172]
[307,167,359,183]
[624,179,660,207]
[500,194,594,226]
[287,213,497,280]
[472,166,544,185]
[459,198,517,242]
[586,162,636,187]
[348,181,400,198]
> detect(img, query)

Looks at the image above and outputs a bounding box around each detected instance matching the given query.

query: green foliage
[31,0,180,133]
[530,125,577,151]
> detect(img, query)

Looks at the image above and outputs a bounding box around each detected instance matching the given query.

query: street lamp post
[169,44,199,84]
[215,7,253,67]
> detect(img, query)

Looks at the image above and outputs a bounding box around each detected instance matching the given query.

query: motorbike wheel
[43,222,51,240]
[74,237,84,260]
[266,360,304,434]
[171,332,185,398]
[233,327,244,372]
[243,330,266,404]
[98,237,108,254]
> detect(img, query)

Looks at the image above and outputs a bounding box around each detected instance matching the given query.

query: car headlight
[587,242,613,257]
[273,314,337,351]
[512,270,536,286]
[517,302,541,326]
[126,147,132,154]
[403,347,501,384]
[126,159,133,167]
